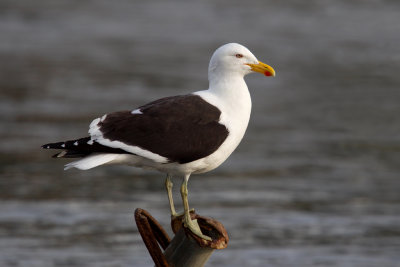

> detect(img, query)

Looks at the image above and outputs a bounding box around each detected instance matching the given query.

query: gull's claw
[183,217,212,241]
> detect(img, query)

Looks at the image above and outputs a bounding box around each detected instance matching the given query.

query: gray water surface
[1,0,400,266]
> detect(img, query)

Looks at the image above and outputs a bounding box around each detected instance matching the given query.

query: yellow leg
[165,174,194,218]
[165,174,177,217]
[180,174,212,241]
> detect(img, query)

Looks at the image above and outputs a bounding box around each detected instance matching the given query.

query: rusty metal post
[134,209,229,267]
[134,208,171,267]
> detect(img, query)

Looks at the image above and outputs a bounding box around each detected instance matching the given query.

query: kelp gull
[42,43,275,240]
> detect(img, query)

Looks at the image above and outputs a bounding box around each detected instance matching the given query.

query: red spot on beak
[265,71,272,77]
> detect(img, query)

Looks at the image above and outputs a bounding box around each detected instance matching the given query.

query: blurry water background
[1,0,400,266]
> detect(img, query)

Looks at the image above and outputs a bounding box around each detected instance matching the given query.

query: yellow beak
[246,61,276,77]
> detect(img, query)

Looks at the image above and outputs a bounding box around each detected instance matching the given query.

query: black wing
[96,94,229,164]
[42,137,130,158]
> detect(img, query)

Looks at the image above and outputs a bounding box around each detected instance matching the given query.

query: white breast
[183,79,252,174]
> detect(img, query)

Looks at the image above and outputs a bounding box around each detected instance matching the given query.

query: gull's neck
[202,71,252,125]
[208,72,250,102]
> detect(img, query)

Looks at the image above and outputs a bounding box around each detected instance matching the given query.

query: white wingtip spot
[46,146,50,149]
[131,109,143,115]
[57,151,67,158]
[61,143,65,148]
[74,141,78,146]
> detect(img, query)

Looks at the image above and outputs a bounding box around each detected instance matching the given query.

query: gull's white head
[208,43,275,81]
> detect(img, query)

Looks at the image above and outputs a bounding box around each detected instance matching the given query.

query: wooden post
[135,209,228,267]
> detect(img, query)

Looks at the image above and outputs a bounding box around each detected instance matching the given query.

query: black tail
[42,137,129,158]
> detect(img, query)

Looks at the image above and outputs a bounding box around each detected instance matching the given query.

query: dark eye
[235,54,243,58]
